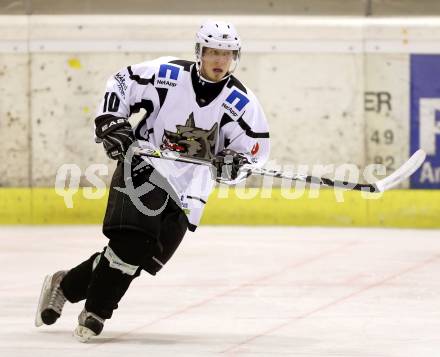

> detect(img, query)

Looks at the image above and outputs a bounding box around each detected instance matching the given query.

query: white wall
[0,15,439,187]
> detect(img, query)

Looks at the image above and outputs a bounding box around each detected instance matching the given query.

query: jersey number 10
[103,92,120,112]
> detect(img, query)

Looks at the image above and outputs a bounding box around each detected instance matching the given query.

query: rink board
[0,188,438,228]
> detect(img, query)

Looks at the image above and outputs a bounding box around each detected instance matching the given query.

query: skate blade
[34,275,52,327]
[74,325,96,343]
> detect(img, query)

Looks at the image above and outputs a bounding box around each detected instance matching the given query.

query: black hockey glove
[213,149,250,181]
[95,115,135,161]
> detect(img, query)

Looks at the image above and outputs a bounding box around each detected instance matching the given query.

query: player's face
[200,48,234,82]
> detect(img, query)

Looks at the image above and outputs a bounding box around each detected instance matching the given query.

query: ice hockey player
[35,20,270,342]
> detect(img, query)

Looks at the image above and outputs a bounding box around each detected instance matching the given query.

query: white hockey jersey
[96,56,270,230]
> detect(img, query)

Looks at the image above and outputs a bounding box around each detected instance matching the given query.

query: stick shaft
[134,148,379,192]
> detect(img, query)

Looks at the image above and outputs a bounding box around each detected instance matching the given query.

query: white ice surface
[0,225,439,357]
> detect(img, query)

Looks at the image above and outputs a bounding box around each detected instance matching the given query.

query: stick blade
[375,149,426,192]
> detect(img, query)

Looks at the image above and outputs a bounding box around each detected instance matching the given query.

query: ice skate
[35,270,68,327]
[73,308,105,342]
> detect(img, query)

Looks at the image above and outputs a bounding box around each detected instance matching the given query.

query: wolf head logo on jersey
[161,113,218,160]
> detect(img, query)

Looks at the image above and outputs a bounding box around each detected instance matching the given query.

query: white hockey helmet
[195,20,241,82]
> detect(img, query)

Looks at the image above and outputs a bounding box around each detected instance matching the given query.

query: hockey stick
[134,147,426,193]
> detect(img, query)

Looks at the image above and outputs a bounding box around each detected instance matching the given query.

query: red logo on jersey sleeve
[251,142,260,156]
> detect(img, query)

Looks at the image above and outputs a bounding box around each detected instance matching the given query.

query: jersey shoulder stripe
[127,56,181,86]
[237,116,270,138]
[168,59,194,72]
[227,75,247,94]
[127,66,154,86]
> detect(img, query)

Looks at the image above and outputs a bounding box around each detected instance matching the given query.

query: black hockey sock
[85,244,142,320]
[60,252,101,303]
